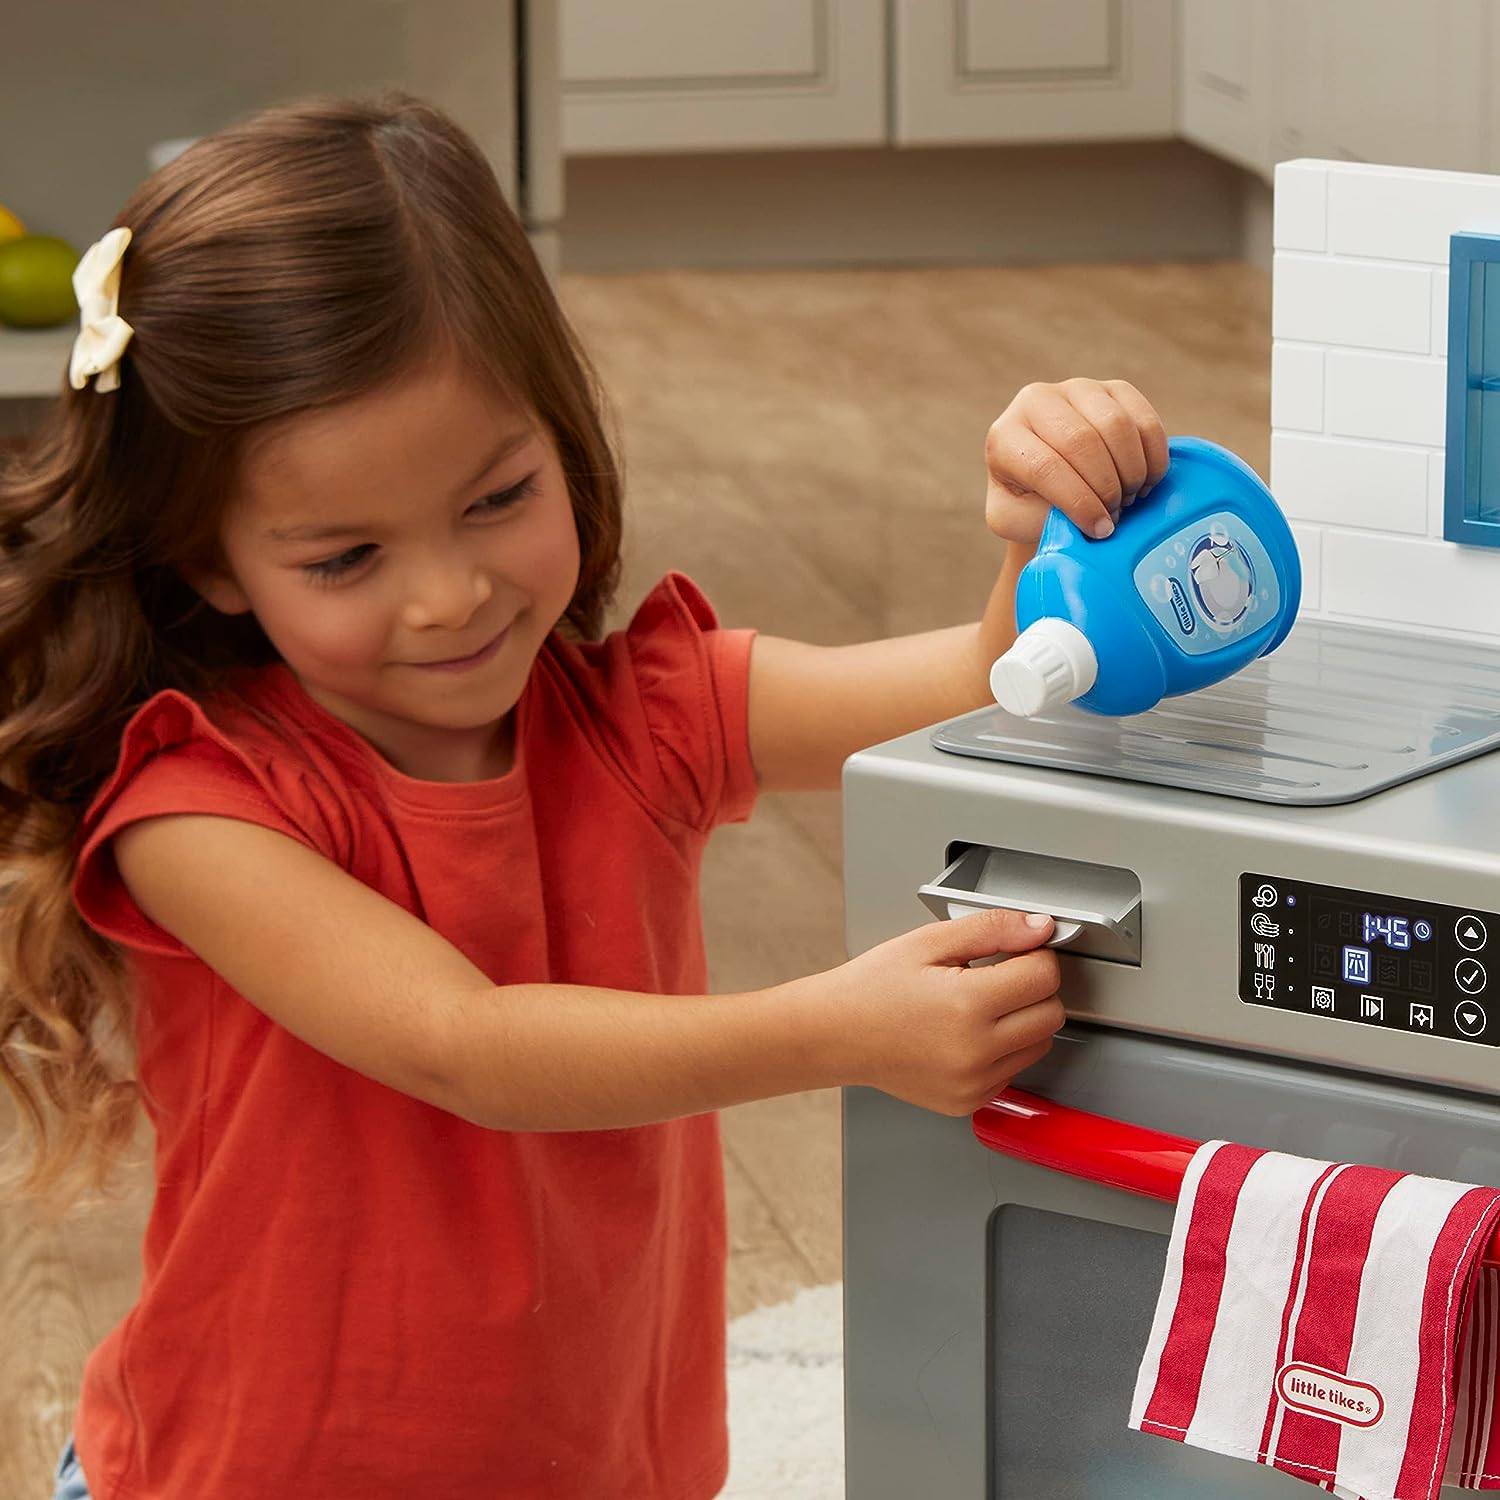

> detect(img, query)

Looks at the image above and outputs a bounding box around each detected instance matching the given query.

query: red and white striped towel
[1129,1141,1500,1500]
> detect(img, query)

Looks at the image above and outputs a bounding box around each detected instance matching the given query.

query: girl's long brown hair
[0,92,622,1206]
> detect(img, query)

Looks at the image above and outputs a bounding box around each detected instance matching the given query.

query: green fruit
[0,235,81,329]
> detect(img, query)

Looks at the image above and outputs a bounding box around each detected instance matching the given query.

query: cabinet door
[1177,0,1272,180]
[561,0,885,152]
[1281,0,1487,172]
[892,0,1174,146]
[1264,0,1321,166]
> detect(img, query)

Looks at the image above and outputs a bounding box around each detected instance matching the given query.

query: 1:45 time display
[1361,912,1435,950]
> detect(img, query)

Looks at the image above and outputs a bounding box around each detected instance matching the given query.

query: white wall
[1271,157,1500,640]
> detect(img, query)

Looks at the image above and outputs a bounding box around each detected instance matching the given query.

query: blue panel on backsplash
[1446,233,1500,546]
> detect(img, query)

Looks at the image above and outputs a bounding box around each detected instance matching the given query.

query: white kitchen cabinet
[1262,0,1321,168]
[891,0,1174,146]
[1180,0,1490,181]
[564,1,1488,167]
[1177,0,1319,179]
[560,0,1173,153]
[1490,17,1500,172]
[1305,0,1487,173]
[1177,0,1272,177]
[560,0,886,152]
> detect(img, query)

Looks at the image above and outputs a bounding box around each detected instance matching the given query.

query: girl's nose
[401,556,494,632]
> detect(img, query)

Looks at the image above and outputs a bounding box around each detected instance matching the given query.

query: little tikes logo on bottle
[1166,576,1195,636]
[1276,1362,1385,1427]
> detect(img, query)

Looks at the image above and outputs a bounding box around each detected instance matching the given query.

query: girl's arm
[111,811,1064,1129]
[748,378,1169,792]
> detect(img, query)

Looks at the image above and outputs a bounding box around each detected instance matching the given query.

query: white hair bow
[69,227,134,394]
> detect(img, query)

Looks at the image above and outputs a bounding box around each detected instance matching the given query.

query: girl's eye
[472,475,538,514]
[299,475,540,585]
[303,544,377,584]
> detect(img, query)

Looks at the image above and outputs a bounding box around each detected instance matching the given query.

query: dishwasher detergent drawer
[918,844,1141,965]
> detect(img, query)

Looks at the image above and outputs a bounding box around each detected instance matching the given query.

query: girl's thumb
[927,906,1055,965]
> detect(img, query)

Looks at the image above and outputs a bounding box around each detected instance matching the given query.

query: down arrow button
[1455,1002,1489,1038]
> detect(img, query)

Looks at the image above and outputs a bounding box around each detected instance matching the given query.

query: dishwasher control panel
[1239,872,1500,1047]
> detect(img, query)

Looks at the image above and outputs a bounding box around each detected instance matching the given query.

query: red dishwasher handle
[972,1088,1500,1270]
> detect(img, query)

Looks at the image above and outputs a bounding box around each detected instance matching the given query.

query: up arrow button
[1457,916,1489,952]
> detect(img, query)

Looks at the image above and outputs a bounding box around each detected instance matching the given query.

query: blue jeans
[52,1439,90,1500]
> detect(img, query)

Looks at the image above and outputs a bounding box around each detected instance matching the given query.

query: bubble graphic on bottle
[1149,573,1172,603]
[1188,531,1255,628]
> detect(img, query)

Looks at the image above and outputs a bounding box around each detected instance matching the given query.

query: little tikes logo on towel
[1276,1361,1385,1428]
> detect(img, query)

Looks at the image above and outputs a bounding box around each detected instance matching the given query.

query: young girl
[0,94,1168,1500]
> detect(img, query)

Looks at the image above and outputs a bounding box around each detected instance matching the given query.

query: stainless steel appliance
[841,618,1500,1498]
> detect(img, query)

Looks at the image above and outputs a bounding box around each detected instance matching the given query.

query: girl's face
[196,353,581,782]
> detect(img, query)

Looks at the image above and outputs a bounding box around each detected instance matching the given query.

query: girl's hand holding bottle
[982,376,1170,547]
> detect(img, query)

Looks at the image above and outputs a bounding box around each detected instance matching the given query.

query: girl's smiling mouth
[408,626,509,672]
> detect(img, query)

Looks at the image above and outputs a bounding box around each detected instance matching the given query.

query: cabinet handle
[972,1089,1500,1269]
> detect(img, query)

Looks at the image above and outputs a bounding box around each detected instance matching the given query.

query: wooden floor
[0,259,1270,1496]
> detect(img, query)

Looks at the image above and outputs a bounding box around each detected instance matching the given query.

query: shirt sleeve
[72,690,335,959]
[616,572,758,834]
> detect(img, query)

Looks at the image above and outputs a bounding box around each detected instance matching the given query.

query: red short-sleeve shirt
[70,574,757,1500]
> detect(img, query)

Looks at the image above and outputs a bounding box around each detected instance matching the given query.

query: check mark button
[1456,958,1488,996]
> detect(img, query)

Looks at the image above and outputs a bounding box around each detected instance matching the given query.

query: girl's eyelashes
[300,473,541,585]
[475,474,539,514]
[304,543,376,584]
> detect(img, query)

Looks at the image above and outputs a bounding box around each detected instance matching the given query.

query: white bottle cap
[989,618,1099,717]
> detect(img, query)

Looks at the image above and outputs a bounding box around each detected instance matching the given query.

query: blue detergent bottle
[989,436,1301,718]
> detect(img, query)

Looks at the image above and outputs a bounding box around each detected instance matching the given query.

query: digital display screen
[1241,874,1496,1047]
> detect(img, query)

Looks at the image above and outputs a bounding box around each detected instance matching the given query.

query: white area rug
[722,1281,845,1499]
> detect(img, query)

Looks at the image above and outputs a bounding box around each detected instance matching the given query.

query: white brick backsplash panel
[1428,449,1447,537]
[1327,163,1500,265]
[1324,351,1446,447]
[1272,253,1432,353]
[1273,162,1328,252]
[1271,433,1428,534]
[1291,524,1322,611]
[1271,344,1324,433]
[1432,269,1450,359]
[1322,531,1500,640]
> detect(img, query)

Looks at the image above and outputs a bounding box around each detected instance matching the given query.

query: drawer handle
[972,1089,1500,1269]
[919,845,1141,966]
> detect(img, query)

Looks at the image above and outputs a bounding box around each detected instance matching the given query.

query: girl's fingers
[1058,379,1150,505]
[1103,379,1171,494]
[986,378,1171,540]
[1017,385,1131,511]
[988,418,1117,540]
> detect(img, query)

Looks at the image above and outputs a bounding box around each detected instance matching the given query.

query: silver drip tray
[931,617,1500,805]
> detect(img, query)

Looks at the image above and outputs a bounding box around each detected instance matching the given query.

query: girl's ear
[184,566,254,616]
